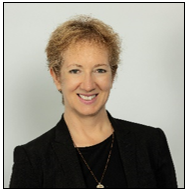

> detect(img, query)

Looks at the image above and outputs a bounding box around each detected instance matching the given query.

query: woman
[10,15,177,188]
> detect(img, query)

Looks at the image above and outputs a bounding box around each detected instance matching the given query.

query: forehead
[64,41,108,57]
[62,41,109,67]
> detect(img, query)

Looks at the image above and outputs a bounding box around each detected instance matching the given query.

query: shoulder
[13,114,66,161]
[13,114,71,162]
[112,117,171,164]
[108,111,166,143]
[24,126,56,150]
[113,116,166,144]
[13,126,57,162]
[116,117,160,132]
[15,114,67,152]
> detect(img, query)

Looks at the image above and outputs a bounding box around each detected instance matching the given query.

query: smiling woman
[9,15,177,189]
[50,41,113,118]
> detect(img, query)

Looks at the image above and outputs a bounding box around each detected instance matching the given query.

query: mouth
[77,94,98,101]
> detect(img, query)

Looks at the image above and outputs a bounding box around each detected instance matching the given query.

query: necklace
[75,132,114,188]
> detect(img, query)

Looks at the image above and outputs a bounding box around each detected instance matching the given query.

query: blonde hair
[46,15,121,77]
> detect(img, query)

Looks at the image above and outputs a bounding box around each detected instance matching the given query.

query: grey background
[4,3,184,188]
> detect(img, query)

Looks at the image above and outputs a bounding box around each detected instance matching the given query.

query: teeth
[79,94,97,101]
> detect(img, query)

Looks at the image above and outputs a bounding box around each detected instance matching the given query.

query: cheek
[97,76,113,91]
[61,76,80,93]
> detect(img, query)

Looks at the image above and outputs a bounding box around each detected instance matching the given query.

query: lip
[77,93,98,96]
[77,93,98,105]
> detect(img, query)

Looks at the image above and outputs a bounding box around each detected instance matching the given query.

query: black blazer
[9,112,177,188]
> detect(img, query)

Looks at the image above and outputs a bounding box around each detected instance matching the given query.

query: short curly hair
[46,15,121,77]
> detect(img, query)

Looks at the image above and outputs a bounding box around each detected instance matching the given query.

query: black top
[76,133,127,188]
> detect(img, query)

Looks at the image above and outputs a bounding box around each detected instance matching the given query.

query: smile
[78,94,98,101]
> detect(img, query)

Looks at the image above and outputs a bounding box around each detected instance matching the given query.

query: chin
[76,105,105,117]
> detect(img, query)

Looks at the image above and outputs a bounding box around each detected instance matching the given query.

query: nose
[80,73,96,92]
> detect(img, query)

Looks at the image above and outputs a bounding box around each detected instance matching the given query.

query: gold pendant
[96,183,105,188]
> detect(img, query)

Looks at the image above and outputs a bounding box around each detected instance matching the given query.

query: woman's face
[51,42,113,117]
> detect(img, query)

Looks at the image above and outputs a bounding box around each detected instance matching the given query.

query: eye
[69,69,80,74]
[96,69,107,73]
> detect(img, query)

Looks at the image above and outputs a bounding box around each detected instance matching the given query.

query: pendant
[96,183,105,188]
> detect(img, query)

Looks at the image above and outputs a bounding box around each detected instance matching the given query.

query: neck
[64,109,113,147]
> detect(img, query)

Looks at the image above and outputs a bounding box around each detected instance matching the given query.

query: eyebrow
[94,64,108,68]
[67,63,108,68]
[67,64,82,68]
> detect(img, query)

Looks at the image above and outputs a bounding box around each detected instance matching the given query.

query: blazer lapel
[108,112,139,188]
[51,115,86,188]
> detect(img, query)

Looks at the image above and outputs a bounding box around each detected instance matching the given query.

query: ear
[50,68,62,91]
